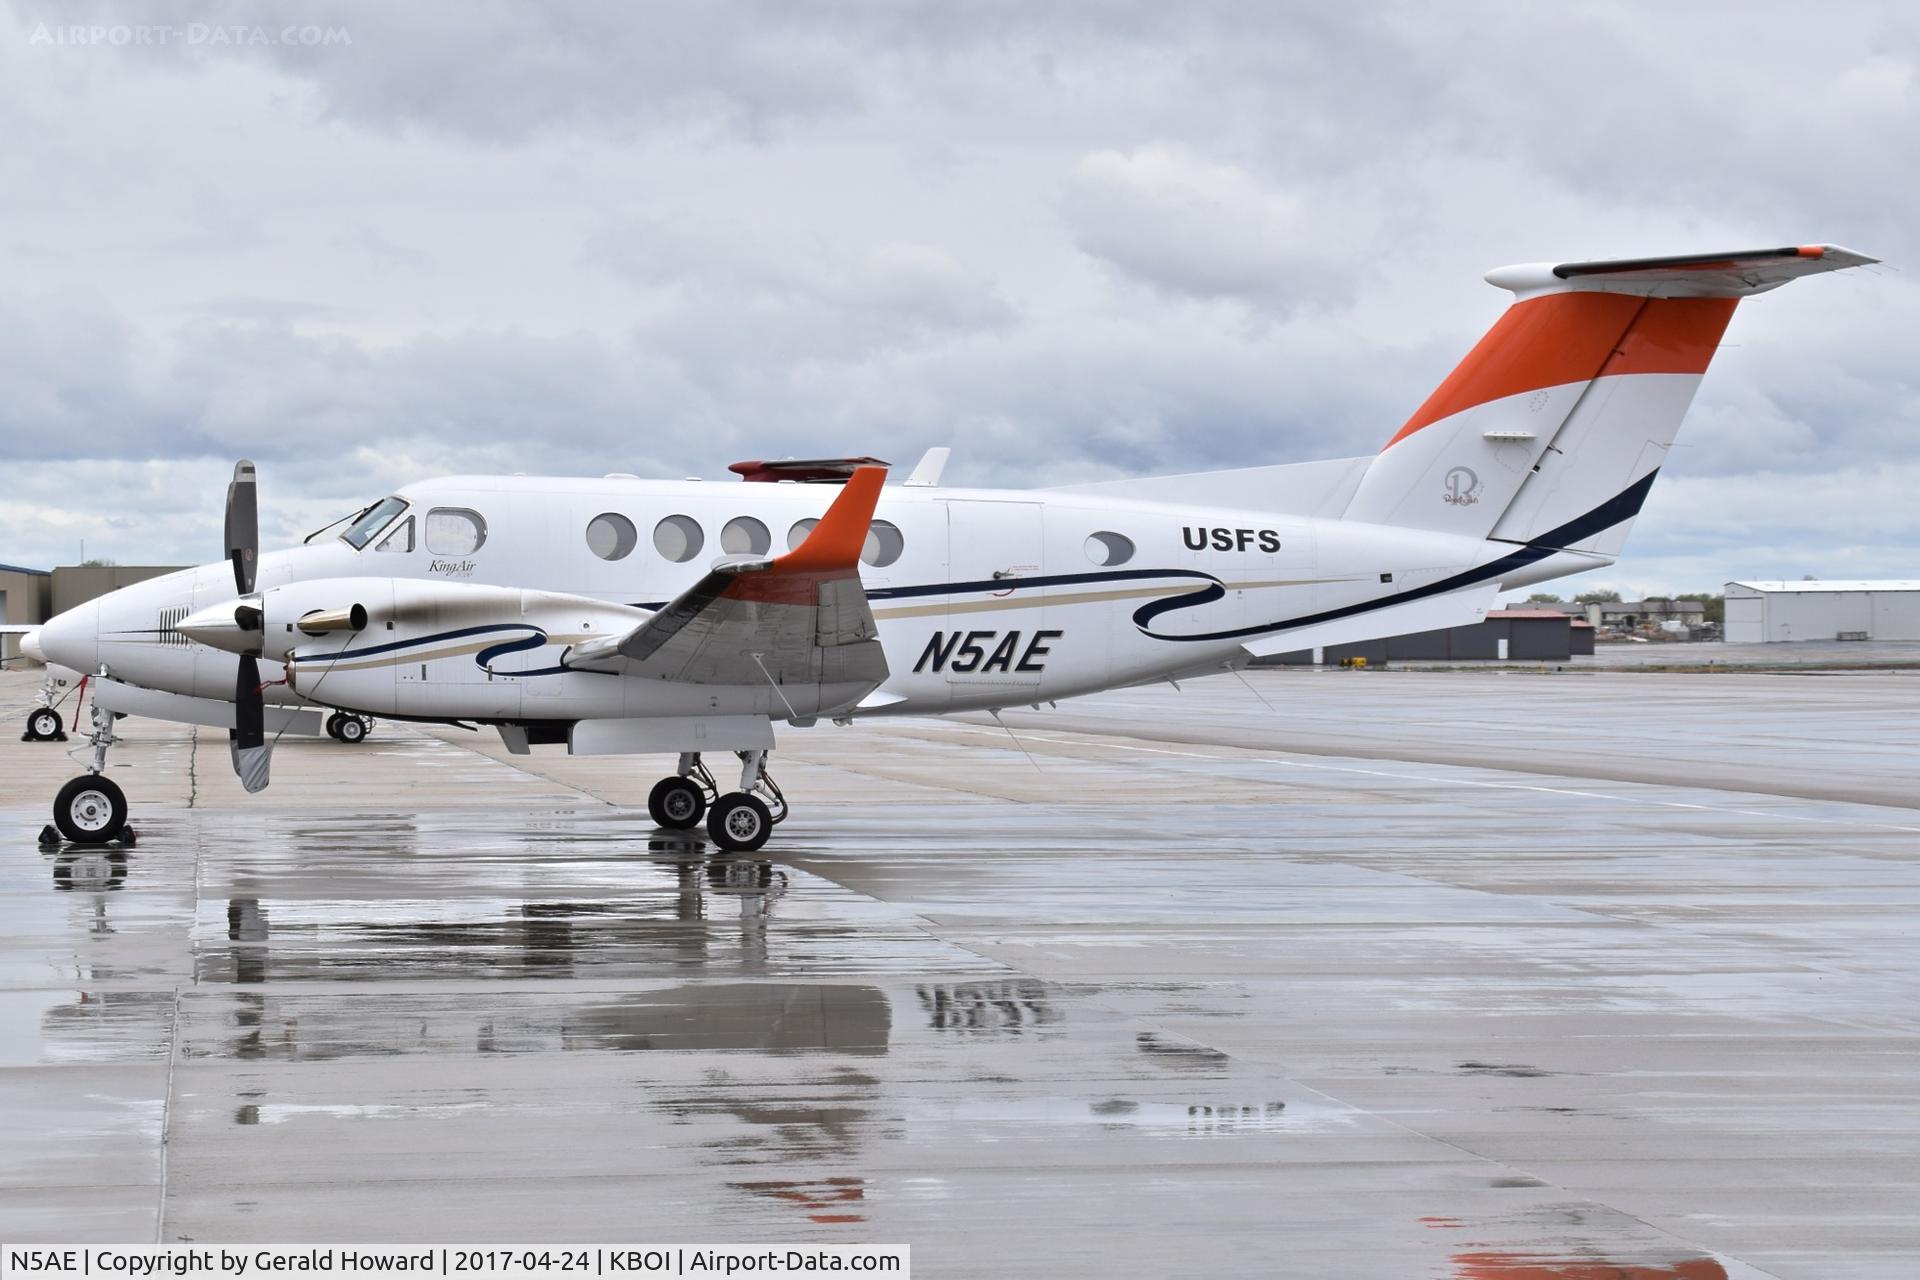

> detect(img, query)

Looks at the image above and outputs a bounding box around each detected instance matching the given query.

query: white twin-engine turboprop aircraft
[32,245,1873,851]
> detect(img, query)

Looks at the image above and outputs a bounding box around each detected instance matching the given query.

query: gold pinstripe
[870,577,1353,622]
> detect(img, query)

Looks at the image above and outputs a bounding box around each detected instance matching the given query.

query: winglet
[780,466,887,572]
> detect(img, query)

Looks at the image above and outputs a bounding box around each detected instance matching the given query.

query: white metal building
[1724,580,1920,643]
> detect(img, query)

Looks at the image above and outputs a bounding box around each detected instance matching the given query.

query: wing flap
[582,467,891,704]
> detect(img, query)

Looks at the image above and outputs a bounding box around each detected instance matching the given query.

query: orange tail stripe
[1385,293,1737,450]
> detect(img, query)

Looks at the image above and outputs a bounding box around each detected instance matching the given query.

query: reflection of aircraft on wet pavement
[32,246,1873,851]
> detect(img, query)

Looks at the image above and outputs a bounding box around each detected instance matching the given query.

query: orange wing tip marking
[1796,245,1826,258]
[778,465,887,573]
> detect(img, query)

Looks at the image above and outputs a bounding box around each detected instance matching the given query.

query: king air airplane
[30,245,1873,851]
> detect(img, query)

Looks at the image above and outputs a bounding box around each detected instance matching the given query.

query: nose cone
[37,603,100,674]
[19,628,44,664]
[178,596,264,655]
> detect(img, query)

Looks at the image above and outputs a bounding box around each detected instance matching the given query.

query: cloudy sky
[1,1,1913,596]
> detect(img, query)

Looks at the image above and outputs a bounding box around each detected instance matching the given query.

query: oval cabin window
[586,513,638,561]
[425,508,487,556]
[862,519,905,568]
[654,514,704,563]
[787,518,819,552]
[1085,531,1134,567]
[722,516,771,556]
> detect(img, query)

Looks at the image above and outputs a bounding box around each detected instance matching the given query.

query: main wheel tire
[648,776,707,829]
[27,708,62,740]
[325,712,345,741]
[54,775,127,845]
[337,715,368,744]
[707,792,773,853]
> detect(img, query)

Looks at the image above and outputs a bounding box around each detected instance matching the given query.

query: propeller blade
[225,459,259,597]
[230,654,272,793]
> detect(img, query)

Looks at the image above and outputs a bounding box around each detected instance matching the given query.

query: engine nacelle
[188,576,649,717]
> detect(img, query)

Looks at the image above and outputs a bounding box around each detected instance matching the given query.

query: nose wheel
[24,707,63,741]
[53,775,127,845]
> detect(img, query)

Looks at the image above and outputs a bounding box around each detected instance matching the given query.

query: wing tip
[778,465,888,572]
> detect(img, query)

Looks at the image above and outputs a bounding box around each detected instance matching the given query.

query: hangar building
[0,564,184,662]
[1724,580,1920,643]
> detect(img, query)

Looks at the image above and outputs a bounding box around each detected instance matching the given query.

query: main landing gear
[53,701,128,845]
[325,712,374,744]
[648,750,789,853]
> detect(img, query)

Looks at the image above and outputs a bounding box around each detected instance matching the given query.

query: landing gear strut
[647,750,788,852]
[54,699,128,845]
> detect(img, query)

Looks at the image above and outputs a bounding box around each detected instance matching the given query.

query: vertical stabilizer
[1342,245,1874,555]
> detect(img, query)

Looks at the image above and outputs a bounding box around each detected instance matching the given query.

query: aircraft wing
[568,467,890,703]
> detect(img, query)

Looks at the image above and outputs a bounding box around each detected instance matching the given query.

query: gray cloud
[0,0,1913,592]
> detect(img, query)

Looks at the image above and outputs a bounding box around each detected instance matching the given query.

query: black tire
[648,776,707,829]
[325,712,345,741]
[54,775,127,845]
[337,714,368,744]
[27,708,62,740]
[707,792,773,853]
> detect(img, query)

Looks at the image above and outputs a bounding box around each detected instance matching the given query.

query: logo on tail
[1442,466,1481,506]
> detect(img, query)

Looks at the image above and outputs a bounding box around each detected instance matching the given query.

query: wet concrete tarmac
[2,667,1917,1278]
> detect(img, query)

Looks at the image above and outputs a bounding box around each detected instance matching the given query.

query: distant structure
[1,563,52,663]
[0,564,184,662]
[1259,609,1592,666]
[1725,580,1920,643]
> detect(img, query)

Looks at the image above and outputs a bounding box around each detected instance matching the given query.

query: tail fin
[1342,245,1875,555]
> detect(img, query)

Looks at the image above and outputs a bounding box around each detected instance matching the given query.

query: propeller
[223,460,272,794]
[226,460,258,595]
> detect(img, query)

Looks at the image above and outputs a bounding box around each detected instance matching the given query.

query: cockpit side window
[374,515,415,553]
[341,496,409,550]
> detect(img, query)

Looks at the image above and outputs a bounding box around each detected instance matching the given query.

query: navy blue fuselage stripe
[290,623,538,665]
[1132,470,1661,642]
[476,631,547,669]
[625,566,1220,613]
[869,567,1219,601]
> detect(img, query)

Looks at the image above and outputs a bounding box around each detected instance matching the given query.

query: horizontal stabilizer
[1486,244,1877,299]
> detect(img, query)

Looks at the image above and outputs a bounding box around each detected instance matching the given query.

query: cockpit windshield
[340,496,409,550]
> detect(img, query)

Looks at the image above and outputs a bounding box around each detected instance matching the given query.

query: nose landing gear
[646,749,788,853]
[22,669,77,741]
[24,706,64,742]
[53,701,129,845]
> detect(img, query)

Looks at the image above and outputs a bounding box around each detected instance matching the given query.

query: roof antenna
[988,708,1042,772]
